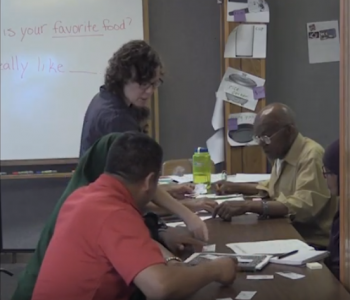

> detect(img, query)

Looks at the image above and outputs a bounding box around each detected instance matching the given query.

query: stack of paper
[227,173,270,183]
[167,173,270,184]
[226,239,329,266]
[226,239,315,255]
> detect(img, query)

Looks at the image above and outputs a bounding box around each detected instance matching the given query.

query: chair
[162,159,216,176]
[162,159,192,176]
[0,268,13,276]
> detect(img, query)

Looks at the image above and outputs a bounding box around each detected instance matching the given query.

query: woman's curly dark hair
[104,40,163,97]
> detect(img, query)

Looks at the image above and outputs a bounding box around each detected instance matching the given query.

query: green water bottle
[192,147,211,188]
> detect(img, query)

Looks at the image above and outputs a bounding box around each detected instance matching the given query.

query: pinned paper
[228,118,238,131]
[253,86,265,100]
[206,129,225,164]
[228,0,269,23]
[233,9,246,22]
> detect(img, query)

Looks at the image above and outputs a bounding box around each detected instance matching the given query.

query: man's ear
[143,172,156,191]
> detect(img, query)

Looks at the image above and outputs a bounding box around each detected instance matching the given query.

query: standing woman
[80,40,163,156]
[323,139,340,279]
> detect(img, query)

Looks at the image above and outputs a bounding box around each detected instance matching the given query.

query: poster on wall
[306,20,340,64]
[227,112,258,147]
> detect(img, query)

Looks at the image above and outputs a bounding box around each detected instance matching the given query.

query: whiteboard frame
[0,0,160,170]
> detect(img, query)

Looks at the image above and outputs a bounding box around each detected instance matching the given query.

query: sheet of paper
[169,173,225,184]
[227,113,258,147]
[228,173,270,183]
[216,197,244,204]
[203,244,216,252]
[236,25,254,56]
[246,275,274,280]
[252,25,267,58]
[226,239,314,255]
[307,20,340,64]
[206,129,224,164]
[200,193,242,199]
[166,216,212,228]
[202,254,219,260]
[227,0,269,23]
[276,272,305,280]
[168,174,193,183]
[225,25,267,59]
[217,67,265,112]
[212,95,224,130]
[236,291,257,300]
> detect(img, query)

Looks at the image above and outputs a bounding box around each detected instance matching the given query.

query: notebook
[184,252,272,272]
[270,250,329,266]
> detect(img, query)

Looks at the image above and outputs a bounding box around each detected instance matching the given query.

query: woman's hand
[182,213,209,242]
[181,198,218,214]
[165,183,195,200]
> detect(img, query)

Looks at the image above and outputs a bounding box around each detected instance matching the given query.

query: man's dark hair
[105,132,163,183]
[104,40,163,97]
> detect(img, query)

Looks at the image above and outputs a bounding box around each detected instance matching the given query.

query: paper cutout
[253,86,265,99]
[233,9,246,22]
[228,118,238,131]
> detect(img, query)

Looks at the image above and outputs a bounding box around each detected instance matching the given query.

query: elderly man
[214,103,337,249]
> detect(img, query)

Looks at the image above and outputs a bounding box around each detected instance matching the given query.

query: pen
[277,250,298,259]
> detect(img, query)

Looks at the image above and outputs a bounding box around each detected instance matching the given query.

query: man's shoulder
[301,136,325,160]
[63,182,133,216]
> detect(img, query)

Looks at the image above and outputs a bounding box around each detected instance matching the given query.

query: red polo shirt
[32,174,165,300]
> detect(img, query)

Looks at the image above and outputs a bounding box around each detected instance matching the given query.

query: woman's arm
[152,186,195,220]
[151,186,209,241]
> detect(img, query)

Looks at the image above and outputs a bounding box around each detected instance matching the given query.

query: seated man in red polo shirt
[32,132,238,300]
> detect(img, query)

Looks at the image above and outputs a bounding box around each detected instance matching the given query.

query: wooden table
[187,215,350,300]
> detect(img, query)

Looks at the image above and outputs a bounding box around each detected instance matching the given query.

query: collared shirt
[79,86,141,157]
[32,174,165,300]
[257,133,338,247]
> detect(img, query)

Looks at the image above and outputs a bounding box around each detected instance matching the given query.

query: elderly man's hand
[212,201,250,221]
[213,181,240,195]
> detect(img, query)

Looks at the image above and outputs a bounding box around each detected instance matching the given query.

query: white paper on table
[276,272,305,280]
[306,20,340,64]
[247,275,274,280]
[168,174,193,183]
[212,95,224,130]
[227,0,269,23]
[166,216,212,227]
[235,291,257,300]
[206,129,224,164]
[227,173,271,183]
[224,24,267,59]
[203,244,216,252]
[226,239,315,255]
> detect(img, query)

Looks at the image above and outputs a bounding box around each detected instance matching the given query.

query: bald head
[255,103,296,129]
[254,103,298,160]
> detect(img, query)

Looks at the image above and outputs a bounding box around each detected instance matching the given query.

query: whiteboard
[0,0,144,160]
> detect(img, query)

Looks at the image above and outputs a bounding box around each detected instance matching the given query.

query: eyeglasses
[140,78,163,90]
[253,126,287,145]
[322,166,333,178]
